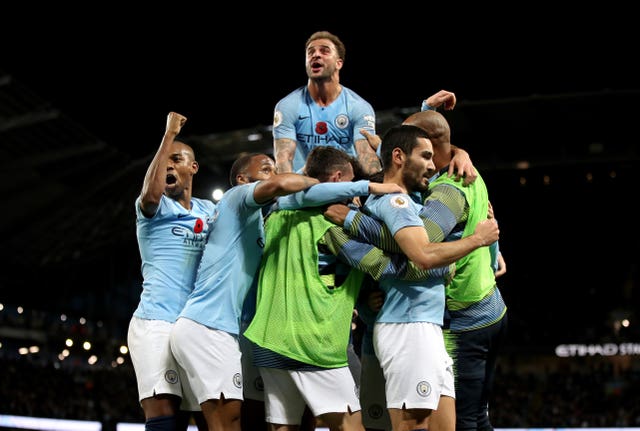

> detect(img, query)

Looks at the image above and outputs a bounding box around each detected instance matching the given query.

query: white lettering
[555,343,640,357]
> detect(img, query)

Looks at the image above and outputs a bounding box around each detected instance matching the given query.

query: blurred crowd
[2,317,639,428]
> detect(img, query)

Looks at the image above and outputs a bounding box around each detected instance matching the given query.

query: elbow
[414,257,439,271]
[139,191,161,209]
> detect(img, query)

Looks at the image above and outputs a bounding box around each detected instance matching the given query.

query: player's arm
[352,101,381,175]
[396,184,497,268]
[328,192,498,269]
[253,173,319,204]
[419,90,476,184]
[393,220,499,270]
[139,112,186,216]
[361,129,381,153]
[421,89,457,111]
[322,226,452,281]
[324,204,399,252]
[274,137,297,174]
[354,138,382,175]
[449,145,478,186]
[280,181,402,210]
[495,252,507,277]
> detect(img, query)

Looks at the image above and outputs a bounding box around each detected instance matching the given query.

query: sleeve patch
[273,110,283,128]
[389,196,409,208]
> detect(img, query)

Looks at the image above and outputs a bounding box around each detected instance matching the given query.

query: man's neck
[308,78,341,107]
[383,172,408,194]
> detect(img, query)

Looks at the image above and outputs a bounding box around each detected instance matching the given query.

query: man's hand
[369,182,403,195]
[361,128,382,152]
[424,90,457,111]
[495,253,507,278]
[450,146,478,186]
[473,219,500,246]
[166,111,187,135]
[324,203,351,226]
[487,201,495,219]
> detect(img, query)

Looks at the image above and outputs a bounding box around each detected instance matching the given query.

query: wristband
[421,100,436,112]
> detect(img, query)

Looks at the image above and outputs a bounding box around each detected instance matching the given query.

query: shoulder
[367,193,413,210]
[136,193,170,220]
[342,86,373,106]
[276,86,306,108]
[426,183,467,212]
[386,193,414,209]
[217,183,260,213]
[192,197,217,214]
[274,87,307,128]
[341,87,375,119]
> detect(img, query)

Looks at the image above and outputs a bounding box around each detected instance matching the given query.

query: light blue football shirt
[363,193,447,325]
[179,181,266,336]
[134,194,216,322]
[273,86,376,172]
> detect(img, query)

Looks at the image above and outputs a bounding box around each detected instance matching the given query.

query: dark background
[1,7,638,351]
[4,7,637,146]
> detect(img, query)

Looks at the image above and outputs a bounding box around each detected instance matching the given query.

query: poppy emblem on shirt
[194,218,204,234]
[390,196,409,208]
[315,121,328,135]
[335,114,349,129]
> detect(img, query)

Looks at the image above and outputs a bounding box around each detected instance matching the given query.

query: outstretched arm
[279,181,403,210]
[422,90,457,111]
[139,112,187,216]
[254,172,319,204]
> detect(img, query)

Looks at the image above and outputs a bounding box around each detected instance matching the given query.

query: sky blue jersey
[273,86,376,173]
[133,194,216,322]
[363,193,447,325]
[179,182,267,335]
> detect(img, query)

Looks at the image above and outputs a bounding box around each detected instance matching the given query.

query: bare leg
[268,424,300,431]
[319,410,365,431]
[388,407,431,431]
[141,394,181,420]
[426,396,455,431]
[201,395,242,431]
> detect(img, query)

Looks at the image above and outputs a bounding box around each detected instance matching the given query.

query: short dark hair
[379,125,430,172]
[229,152,262,186]
[305,146,357,182]
[306,31,346,62]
